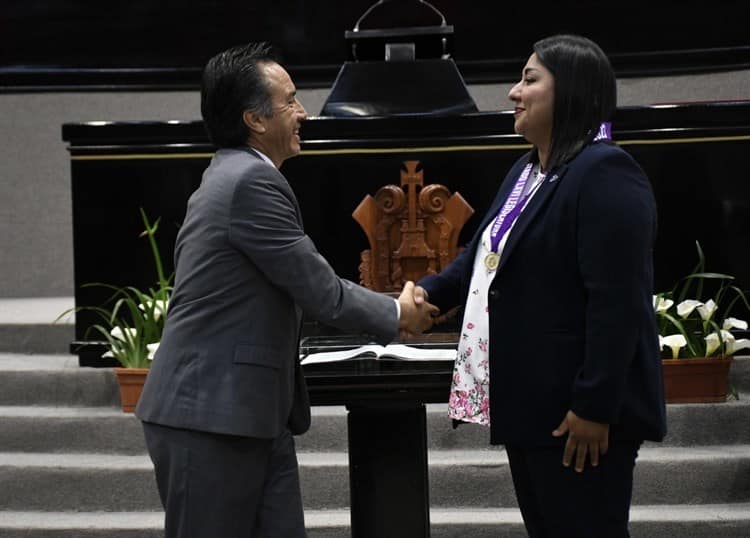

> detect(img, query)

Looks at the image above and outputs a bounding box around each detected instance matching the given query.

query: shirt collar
[249,147,276,169]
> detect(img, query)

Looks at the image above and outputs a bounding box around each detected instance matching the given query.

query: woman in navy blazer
[418,35,667,537]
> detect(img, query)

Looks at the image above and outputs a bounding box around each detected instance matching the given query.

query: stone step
[731,354,750,394]
[427,446,750,508]
[0,446,747,512]
[0,407,145,453]
[0,354,119,407]
[0,504,748,538]
[3,395,750,454]
[651,397,750,447]
[0,298,74,354]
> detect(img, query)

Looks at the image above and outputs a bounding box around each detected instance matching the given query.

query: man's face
[254,62,307,166]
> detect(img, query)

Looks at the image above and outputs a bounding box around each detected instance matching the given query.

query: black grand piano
[62,4,750,537]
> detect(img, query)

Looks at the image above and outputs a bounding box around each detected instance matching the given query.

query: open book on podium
[299,333,458,365]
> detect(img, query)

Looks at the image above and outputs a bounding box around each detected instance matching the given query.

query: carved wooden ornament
[353,161,474,292]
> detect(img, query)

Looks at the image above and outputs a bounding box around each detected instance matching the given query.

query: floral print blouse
[448,165,545,426]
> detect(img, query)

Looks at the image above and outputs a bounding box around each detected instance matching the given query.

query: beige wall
[1,69,748,297]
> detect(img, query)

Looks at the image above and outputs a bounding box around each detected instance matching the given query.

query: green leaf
[59,208,173,369]
[661,312,699,357]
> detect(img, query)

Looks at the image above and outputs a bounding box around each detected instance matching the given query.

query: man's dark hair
[200,42,276,148]
[532,34,617,171]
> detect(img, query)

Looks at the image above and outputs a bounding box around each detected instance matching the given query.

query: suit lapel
[245,147,305,227]
[496,164,569,272]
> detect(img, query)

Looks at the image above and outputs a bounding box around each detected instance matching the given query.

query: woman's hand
[552,410,609,472]
[397,281,439,337]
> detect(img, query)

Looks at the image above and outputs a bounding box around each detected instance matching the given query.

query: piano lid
[320,0,478,118]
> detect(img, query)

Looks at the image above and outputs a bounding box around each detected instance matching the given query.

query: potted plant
[654,242,750,403]
[58,209,172,412]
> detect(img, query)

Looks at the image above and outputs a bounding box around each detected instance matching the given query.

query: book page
[300,345,382,365]
[300,344,456,365]
[377,344,456,361]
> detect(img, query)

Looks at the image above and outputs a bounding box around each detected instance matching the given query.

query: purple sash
[488,122,612,255]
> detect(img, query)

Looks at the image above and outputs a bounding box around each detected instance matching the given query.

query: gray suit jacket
[136,147,399,438]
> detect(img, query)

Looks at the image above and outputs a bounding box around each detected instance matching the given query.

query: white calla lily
[676,300,703,318]
[653,296,674,313]
[704,332,725,356]
[139,299,169,320]
[718,330,746,355]
[728,339,750,355]
[110,326,137,342]
[661,334,687,359]
[704,330,747,356]
[696,299,718,321]
[723,317,748,331]
[146,342,160,361]
[721,329,736,341]
[653,244,750,363]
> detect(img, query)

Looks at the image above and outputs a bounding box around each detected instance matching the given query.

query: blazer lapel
[496,164,570,272]
[466,158,535,265]
[475,162,529,239]
[245,147,305,226]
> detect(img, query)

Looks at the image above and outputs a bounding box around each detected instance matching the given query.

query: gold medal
[484,252,500,271]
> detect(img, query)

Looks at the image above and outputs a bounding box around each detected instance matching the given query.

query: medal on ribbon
[485,163,534,272]
[484,123,610,272]
[484,252,500,271]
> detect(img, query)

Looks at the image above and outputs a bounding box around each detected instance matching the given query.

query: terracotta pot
[113,367,150,413]
[662,356,732,403]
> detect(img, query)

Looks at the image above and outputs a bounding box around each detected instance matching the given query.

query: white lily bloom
[705,330,743,356]
[661,334,687,359]
[653,296,674,313]
[723,317,749,331]
[704,332,726,355]
[146,342,160,361]
[696,299,718,321]
[721,329,736,341]
[110,326,137,342]
[139,299,169,320]
[729,339,750,355]
[676,300,703,318]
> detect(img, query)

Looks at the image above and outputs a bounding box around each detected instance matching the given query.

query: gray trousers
[142,421,306,538]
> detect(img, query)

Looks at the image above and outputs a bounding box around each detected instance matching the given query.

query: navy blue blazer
[419,142,667,446]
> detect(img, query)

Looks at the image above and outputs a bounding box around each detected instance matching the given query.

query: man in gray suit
[135,42,438,538]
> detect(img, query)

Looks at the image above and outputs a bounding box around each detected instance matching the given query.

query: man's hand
[552,410,609,472]
[398,281,439,335]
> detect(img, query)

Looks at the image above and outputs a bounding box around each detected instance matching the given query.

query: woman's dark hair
[532,34,617,171]
[200,42,276,148]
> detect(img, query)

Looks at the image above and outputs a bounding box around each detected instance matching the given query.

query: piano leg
[347,402,430,538]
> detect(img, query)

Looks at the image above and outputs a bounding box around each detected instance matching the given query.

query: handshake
[397,281,440,336]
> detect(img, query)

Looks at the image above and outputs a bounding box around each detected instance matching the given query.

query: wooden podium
[326,161,473,536]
